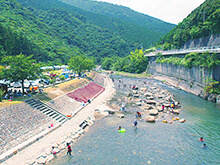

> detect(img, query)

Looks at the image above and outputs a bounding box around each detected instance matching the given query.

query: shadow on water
[49,76,220,165]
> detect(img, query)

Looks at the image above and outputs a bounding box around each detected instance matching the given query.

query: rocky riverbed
[107,75,185,124]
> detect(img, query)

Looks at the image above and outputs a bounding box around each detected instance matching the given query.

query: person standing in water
[67,143,72,156]
[134,119,138,129]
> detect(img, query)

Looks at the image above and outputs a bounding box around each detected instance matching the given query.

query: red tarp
[67,82,105,103]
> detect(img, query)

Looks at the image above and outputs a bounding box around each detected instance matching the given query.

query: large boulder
[144,92,153,97]
[147,96,154,100]
[157,106,163,112]
[172,109,181,114]
[146,116,156,122]
[140,88,147,91]
[146,100,157,105]
[118,114,125,118]
[145,105,154,110]
[149,110,158,115]
[157,95,163,99]
[133,94,140,98]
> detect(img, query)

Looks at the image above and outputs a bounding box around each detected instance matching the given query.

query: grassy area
[0,71,96,107]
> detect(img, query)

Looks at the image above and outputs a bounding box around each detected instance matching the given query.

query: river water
[49,76,220,165]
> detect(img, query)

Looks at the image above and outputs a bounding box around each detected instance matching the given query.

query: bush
[204,78,220,94]
[59,75,65,81]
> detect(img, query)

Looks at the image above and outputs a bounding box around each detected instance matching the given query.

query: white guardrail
[145,46,220,57]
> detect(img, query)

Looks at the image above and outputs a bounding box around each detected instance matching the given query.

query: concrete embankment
[2,76,115,165]
[151,72,220,105]
[147,60,220,104]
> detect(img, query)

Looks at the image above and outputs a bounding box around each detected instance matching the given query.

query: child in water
[199,137,205,142]
[118,126,121,130]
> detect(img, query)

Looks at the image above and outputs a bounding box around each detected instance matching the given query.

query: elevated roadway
[145,46,220,57]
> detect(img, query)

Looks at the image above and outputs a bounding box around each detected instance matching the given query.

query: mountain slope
[59,0,176,35]
[0,0,85,63]
[160,0,220,49]
[17,0,161,50]
[0,0,134,63]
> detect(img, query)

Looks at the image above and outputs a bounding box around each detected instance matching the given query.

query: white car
[29,79,41,86]
[13,82,22,88]
[23,81,31,88]
[0,79,11,86]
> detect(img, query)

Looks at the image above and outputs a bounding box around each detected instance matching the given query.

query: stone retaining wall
[148,61,220,104]
[156,63,214,85]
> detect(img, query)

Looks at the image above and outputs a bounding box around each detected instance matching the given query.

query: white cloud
[96,0,206,24]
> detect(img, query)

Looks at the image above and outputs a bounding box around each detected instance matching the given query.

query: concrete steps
[25,98,69,124]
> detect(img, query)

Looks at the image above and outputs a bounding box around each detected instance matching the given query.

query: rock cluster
[110,77,184,124]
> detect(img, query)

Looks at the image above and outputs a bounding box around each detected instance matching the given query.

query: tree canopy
[0,0,172,65]
[68,55,95,76]
[101,49,148,74]
[0,54,41,94]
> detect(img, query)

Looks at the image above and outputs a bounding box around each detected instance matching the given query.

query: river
[49,76,220,165]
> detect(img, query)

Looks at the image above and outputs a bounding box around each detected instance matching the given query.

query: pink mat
[67,82,105,103]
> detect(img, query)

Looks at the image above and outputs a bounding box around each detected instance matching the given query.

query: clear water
[49,77,220,165]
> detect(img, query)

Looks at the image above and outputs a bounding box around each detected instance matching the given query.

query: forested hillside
[0,0,169,64]
[159,0,220,49]
[17,0,161,52]
[0,0,83,64]
[59,0,175,35]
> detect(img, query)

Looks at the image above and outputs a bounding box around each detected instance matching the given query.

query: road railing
[145,46,220,57]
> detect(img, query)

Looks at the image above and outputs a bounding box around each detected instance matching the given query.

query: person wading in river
[67,143,72,156]
[134,119,138,129]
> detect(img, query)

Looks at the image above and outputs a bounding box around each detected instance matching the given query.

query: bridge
[145,46,220,57]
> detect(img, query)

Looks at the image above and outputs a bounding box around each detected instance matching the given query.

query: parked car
[13,82,22,88]
[0,79,12,87]
[29,79,40,86]
[40,79,50,85]
[23,81,31,88]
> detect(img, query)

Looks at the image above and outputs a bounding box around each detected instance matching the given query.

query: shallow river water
[49,76,220,165]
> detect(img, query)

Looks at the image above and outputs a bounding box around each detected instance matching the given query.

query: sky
[96,0,206,24]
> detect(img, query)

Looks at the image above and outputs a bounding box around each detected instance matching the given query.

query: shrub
[59,75,65,81]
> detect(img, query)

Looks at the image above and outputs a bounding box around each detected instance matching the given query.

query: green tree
[129,49,148,73]
[101,57,115,70]
[68,55,95,76]
[0,54,41,94]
